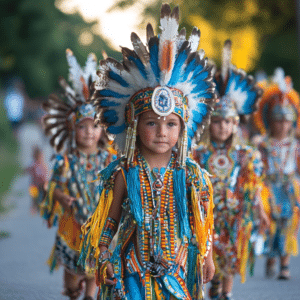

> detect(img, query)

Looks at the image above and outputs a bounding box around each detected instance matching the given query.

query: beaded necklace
[137,152,177,261]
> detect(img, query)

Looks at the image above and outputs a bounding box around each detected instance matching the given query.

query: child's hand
[53,189,76,211]
[259,209,270,231]
[105,263,116,285]
[59,194,76,210]
[203,252,215,284]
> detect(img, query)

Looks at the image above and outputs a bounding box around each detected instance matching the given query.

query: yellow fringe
[79,188,114,261]
[260,184,271,216]
[285,206,300,256]
[46,244,59,271]
[237,221,252,283]
[191,170,214,261]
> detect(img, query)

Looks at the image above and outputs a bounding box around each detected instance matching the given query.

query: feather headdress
[213,40,262,118]
[43,49,98,153]
[92,4,216,165]
[253,67,300,135]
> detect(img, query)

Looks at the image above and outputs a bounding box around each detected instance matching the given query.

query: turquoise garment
[80,151,214,300]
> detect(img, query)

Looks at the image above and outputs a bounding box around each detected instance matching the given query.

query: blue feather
[149,43,160,81]
[181,58,197,82]
[103,110,118,123]
[107,123,126,134]
[128,56,148,80]
[187,127,194,138]
[195,90,214,99]
[100,99,120,107]
[191,81,210,95]
[192,110,203,124]
[108,71,129,87]
[192,121,198,132]
[193,70,209,83]
[99,89,130,98]
[181,59,205,83]
[168,47,189,86]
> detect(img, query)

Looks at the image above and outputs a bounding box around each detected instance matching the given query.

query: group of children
[31,4,300,300]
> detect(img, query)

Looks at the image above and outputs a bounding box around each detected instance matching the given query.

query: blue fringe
[173,168,191,239]
[125,166,143,227]
[77,237,90,268]
[100,158,122,182]
[187,243,198,295]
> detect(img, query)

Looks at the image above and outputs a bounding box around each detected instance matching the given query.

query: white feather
[273,67,287,93]
[189,33,200,53]
[159,15,179,85]
[83,53,97,83]
[66,49,84,99]
[227,81,248,113]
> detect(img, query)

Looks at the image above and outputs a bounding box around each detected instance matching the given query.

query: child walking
[253,68,300,280]
[40,49,114,300]
[193,40,266,300]
[79,5,216,299]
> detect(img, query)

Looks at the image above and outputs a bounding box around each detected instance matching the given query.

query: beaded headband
[125,86,188,125]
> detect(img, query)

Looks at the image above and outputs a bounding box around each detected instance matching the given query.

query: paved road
[1,176,300,300]
[0,123,300,299]
[0,175,64,300]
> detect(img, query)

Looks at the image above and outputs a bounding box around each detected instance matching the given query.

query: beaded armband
[99,217,118,248]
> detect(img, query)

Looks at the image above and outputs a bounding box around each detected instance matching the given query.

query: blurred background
[1,0,299,195]
[0,0,299,298]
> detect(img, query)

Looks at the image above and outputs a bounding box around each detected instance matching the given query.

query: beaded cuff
[99,217,118,248]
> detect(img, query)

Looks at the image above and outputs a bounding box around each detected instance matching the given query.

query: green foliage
[0,0,120,98]
[111,0,299,90]
[0,92,19,211]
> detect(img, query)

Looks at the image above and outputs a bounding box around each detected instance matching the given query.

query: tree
[110,0,299,90]
[0,0,121,98]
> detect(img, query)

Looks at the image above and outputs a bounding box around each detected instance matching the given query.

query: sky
[56,0,148,49]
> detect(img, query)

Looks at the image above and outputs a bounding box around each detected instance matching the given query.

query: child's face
[210,116,235,144]
[137,110,181,155]
[270,120,293,139]
[75,119,102,151]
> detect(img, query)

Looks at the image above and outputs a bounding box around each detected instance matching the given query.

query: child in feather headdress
[253,68,300,281]
[40,50,115,300]
[193,40,267,300]
[79,5,216,300]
